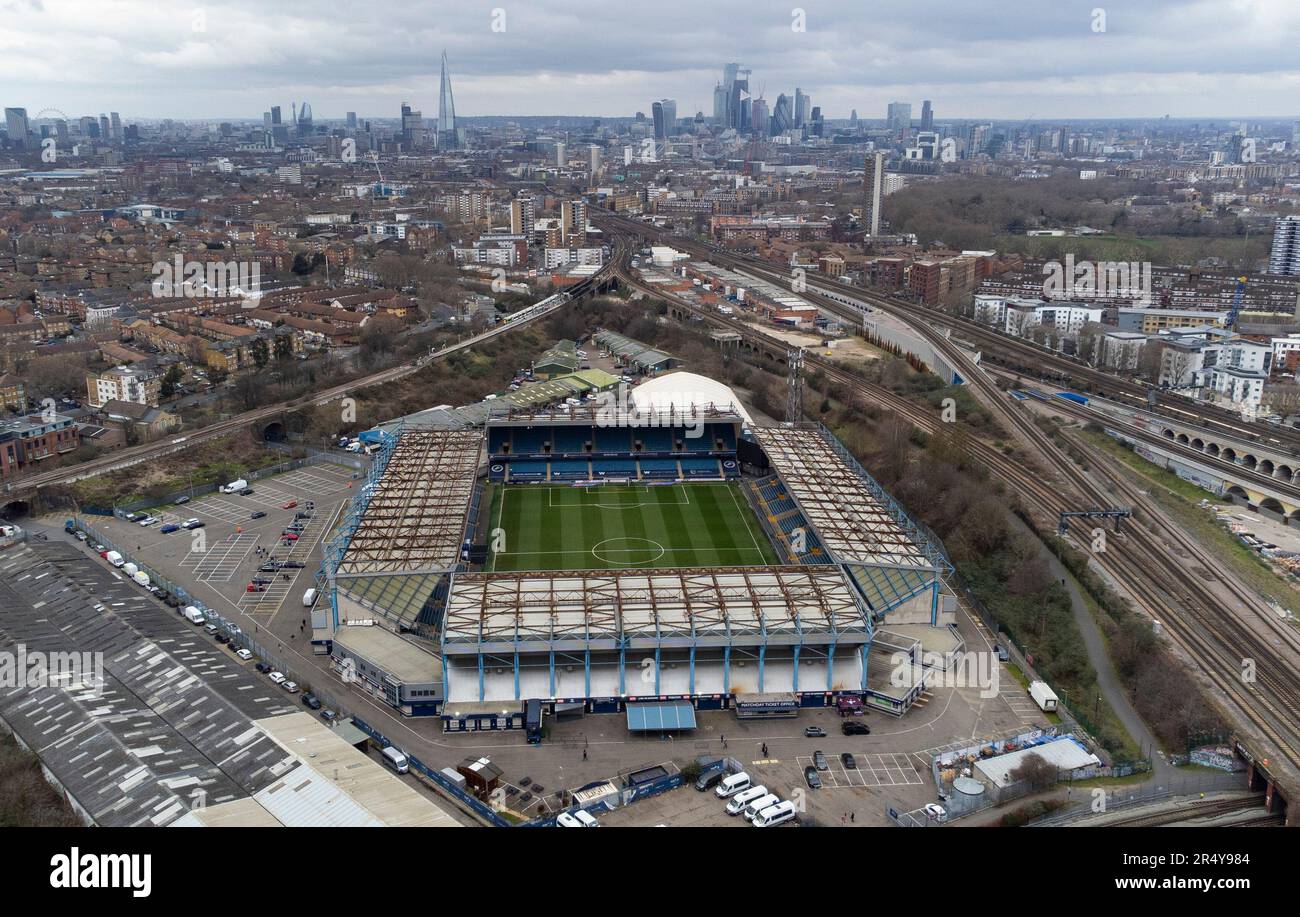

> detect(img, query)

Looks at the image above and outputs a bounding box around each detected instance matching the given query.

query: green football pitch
[484,481,779,572]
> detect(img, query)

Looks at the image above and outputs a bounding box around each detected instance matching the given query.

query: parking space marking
[181,533,258,583]
[796,754,923,789]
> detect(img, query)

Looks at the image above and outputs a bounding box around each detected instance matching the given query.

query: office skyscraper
[920,100,933,131]
[794,89,809,128]
[750,98,769,137]
[714,63,749,130]
[1269,215,1300,276]
[400,102,425,148]
[772,94,793,135]
[652,100,677,141]
[4,107,29,149]
[346,111,357,129]
[863,151,885,236]
[887,102,911,139]
[438,50,457,149]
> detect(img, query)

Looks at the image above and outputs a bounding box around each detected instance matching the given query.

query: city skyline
[2,0,1299,121]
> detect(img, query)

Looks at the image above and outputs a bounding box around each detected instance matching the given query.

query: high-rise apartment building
[1269,215,1300,276]
[887,102,911,139]
[863,151,885,236]
[510,192,536,238]
[4,107,29,149]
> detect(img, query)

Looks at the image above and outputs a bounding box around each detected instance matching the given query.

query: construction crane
[1226,275,1248,330]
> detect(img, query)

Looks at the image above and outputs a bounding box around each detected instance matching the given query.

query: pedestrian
[850,812,855,823]
[582,748,587,761]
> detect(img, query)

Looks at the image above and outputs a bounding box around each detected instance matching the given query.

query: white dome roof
[629,372,752,424]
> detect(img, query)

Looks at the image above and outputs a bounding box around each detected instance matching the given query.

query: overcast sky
[2,0,1298,123]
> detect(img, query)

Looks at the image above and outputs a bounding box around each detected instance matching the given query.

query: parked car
[138,516,159,527]
[282,500,297,509]
[281,560,305,569]
[573,810,599,827]
[841,720,871,736]
[804,725,826,738]
[267,672,286,684]
[250,511,267,519]
[694,766,726,792]
[236,649,253,661]
[255,662,271,674]
[556,812,582,828]
[125,512,142,522]
[214,633,229,644]
[803,766,822,789]
[320,710,337,724]
[281,681,300,694]
[175,495,190,505]
[924,803,948,823]
[239,488,254,496]
[160,523,180,534]
[841,752,857,769]
[813,750,829,771]
[301,692,322,710]
[181,518,203,530]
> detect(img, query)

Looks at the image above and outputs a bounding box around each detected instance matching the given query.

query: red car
[282,500,297,509]
[282,532,299,541]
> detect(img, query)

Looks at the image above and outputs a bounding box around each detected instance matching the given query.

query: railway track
[1093,794,1267,828]
[611,259,1300,794]
[4,241,630,500]
[599,212,1300,455]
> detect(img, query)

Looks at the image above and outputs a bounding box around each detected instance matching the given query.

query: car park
[804,725,826,738]
[803,766,822,789]
[841,721,871,736]
[813,750,829,771]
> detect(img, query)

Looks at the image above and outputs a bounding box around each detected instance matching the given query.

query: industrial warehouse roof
[593,329,675,370]
[974,737,1100,789]
[751,425,939,570]
[337,429,482,575]
[441,565,870,654]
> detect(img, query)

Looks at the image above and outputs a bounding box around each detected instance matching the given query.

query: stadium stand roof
[441,565,871,655]
[336,429,481,576]
[751,425,942,571]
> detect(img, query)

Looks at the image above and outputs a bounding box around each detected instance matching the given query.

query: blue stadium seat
[512,428,551,455]
[550,459,590,480]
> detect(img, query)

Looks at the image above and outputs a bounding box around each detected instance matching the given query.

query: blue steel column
[513,649,520,700]
[792,644,801,693]
[826,640,837,691]
[619,639,626,696]
[930,581,939,626]
[758,645,766,693]
[860,643,869,691]
[723,644,731,695]
[584,648,591,699]
[654,645,661,695]
[478,652,485,701]
[549,648,556,698]
[689,644,696,695]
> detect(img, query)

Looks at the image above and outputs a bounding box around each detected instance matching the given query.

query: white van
[183,606,206,625]
[302,588,318,607]
[105,551,124,568]
[743,793,780,821]
[726,784,768,815]
[572,810,599,827]
[381,746,409,775]
[715,772,752,798]
[752,800,797,828]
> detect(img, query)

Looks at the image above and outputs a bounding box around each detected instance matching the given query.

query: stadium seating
[508,461,548,481]
[592,459,638,477]
[636,429,674,453]
[512,428,551,455]
[552,427,590,455]
[680,458,721,478]
[488,428,511,455]
[594,427,633,452]
[550,459,591,480]
[639,458,679,479]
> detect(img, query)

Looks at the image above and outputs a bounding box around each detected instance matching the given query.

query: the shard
[437,50,457,149]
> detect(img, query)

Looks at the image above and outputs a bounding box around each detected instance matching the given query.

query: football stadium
[320,371,956,729]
